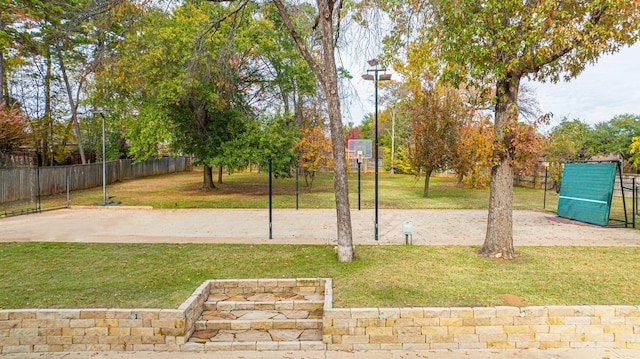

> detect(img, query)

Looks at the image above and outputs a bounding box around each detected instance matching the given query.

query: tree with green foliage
[630,136,640,169]
[590,114,640,161]
[547,119,594,162]
[93,2,256,189]
[33,0,124,164]
[375,84,412,175]
[257,3,317,124]
[6,0,142,165]
[384,0,640,259]
[222,113,299,179]
[93,1,308,189]
[544,118,595,190]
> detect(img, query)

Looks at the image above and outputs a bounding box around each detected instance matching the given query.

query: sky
[526,43,640,127]
[352,42,640,129]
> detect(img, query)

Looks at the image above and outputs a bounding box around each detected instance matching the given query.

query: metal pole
[36,166,41,213]
[543,167,548,210]
[66,175,70,208]
[34,153,41,213]
[363,59,390,241]
[634,177,640,218]
[269,158,273,239]
[633,177,636,229]
[100,113,107,205]
[358,160,361,211]
[391,110,395,175]
[374,71,379,241]
[618,160,628,227]
[295,163,299,210]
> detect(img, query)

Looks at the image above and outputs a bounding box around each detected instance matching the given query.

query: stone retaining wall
[3,279,640,353]
[208,278,328,297]
[0,278,328,354]
[0,278,208,355]
[0,308,186,354]
[322,305,640,350]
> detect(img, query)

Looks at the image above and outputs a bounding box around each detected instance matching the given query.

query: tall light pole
[92,110,108,206]
[362,59,391,241]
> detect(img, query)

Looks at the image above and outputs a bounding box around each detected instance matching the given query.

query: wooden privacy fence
[0,157,189,204]
[513,171,548,189]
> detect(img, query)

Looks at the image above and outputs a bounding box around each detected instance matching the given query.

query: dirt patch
[546,216,601,227]
[499,294,530,307]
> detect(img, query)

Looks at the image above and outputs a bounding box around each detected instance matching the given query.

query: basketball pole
[357,157,361,211]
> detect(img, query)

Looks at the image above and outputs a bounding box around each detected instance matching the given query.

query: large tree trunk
[46,44,54,166]
[272,0,354,262]
[423,169,433,197]
[318,1,353,263]
[325,89,353,262]
[0,17,4,105]
[480,73,520,260]
[203,165,215,190]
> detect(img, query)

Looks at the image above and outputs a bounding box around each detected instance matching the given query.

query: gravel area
[1,207,638,246]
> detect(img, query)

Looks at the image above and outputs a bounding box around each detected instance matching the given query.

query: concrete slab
[1,208,638,246]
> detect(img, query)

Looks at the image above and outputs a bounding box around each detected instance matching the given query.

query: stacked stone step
[187,282,326,351]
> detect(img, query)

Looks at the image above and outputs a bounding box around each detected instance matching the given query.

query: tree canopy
[5,0,640,264]
[90,1,315,188]
[382,0,640,259]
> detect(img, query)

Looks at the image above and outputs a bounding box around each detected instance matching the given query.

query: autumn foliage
[295,124,332,190]
[497,115,547,175]
[407,84,465,197]
[451,114,494,188]
[0,103,30,154]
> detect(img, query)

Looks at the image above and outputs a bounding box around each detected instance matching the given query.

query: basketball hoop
[347,139,372,160]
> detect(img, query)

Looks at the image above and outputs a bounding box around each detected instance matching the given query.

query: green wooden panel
[556,163,617,226]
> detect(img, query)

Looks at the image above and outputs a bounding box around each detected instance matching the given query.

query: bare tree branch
[195,0,251,51]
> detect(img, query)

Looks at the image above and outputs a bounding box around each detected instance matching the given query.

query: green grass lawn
[1,169,637,310]
[1,243,639,309]
[35,169,558,211]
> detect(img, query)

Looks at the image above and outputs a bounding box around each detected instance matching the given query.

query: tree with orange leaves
[407,82,467,197]
[451,114,494,188]
[295,124,332,190]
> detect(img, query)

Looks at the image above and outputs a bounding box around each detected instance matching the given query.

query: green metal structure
[556,162,617,226]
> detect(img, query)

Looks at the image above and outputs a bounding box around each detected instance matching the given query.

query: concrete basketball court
[0,207,638,246]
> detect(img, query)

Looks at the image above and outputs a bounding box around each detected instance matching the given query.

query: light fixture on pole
[92,109,120,206]
[362,58,391,241]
